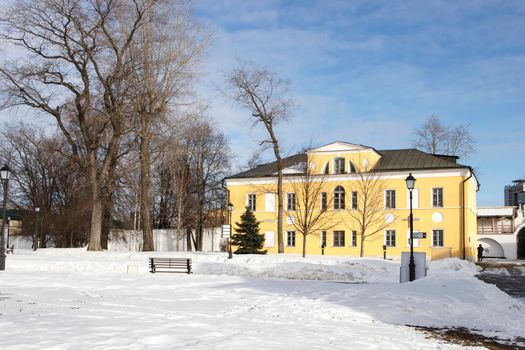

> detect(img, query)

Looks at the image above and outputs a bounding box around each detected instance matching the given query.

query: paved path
[476,261,525,300]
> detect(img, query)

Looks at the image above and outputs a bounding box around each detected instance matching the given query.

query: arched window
[349,161,357,173]
[334,186,345,210]
[323,162,329,175]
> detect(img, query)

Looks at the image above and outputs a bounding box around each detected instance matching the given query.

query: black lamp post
[405,173,416,282]
[227,202,233,259]
[33,207,40,251]
[0,164,12,271]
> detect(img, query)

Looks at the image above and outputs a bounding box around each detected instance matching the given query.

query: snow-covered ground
[1,249,523,349]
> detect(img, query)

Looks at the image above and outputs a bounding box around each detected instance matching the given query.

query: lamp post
[227,202,233,259]
[33,207,40,251]
[405,173,416,282]
[0,164,12,271]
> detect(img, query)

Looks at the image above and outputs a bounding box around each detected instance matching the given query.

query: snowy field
[1,249,524,349]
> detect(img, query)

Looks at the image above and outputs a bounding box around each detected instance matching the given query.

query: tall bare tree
[127,0,208,251]
[0,0,147,250]
[345,168,393,257]
[413,115,476,159]
[285,162,337,257]
[227,63,293,253]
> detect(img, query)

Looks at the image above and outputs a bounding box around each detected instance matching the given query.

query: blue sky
[194,0,525,206]
[0,1,523,206]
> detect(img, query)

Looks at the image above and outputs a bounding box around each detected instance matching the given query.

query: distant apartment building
[504,179,525,207]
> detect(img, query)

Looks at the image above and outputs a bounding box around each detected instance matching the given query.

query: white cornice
[225,168,471,186]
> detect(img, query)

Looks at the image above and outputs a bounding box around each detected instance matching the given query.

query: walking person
[477,244,484,261]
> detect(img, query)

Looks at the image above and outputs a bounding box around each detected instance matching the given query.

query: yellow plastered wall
[227,152,477,260]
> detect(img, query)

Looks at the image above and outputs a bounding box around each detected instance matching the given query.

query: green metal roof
[226,148,467,180]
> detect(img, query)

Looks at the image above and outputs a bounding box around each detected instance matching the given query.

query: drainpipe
[461,167,478,260]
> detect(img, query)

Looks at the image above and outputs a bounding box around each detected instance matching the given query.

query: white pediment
[307,141,373,154]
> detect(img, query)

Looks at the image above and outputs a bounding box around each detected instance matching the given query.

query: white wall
[477,234,516,259]
[109,228,225,252]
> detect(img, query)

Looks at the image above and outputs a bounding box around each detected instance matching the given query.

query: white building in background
[477,205,525,259]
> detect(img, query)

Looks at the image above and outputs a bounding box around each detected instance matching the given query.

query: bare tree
[413,115,476,159]
[0,122,91,247]
[345,168,393,257]
[227,63,293,253]
[285,162,337,257]
[127,0,208,251]
[0,0,148,250]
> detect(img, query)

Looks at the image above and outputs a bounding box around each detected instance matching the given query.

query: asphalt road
[476,261,525,300]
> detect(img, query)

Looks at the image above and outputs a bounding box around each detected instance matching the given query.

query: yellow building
[225,142,479,260]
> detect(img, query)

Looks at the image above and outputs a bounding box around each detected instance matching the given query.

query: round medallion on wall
[432,212,443,223]
[385,214,395,224]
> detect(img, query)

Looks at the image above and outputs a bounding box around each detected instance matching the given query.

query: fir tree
[232,208,267,254]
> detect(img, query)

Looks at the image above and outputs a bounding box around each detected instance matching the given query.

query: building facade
[225,142,479,260]
[477,204,525,260]
[504,179,525,207]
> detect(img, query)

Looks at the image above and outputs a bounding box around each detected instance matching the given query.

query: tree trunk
[186,227,192,251]
[302,233,307,258]
[360,232,365,257]
[101,198,111,250]
[88,193,103,251]
[87,161,103,251]
[140,125,154,251]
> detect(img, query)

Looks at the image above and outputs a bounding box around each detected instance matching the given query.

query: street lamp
[405,173,416,282]
[34,207,40,251]
[0,164,12,271]
[227,202,233,259]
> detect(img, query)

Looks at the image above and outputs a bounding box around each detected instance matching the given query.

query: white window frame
[432,188,444,208]
[334,186,345,210]
[334,157,345,174]
[351,191,358,210]
[286,192,296,211]
[385,189,396,209]
[351,230,357,247]
[320,192,327,211]
[333,230,345,247]
[432,229,444,247]
[286,230,296,247]
[320,230,327,247]
[247,193,256,211]
[385,230,396,247]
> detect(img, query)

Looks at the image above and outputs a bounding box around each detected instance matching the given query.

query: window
[334,186,345,210]
[247,194,256,211]
[385,230,396,247]
[385,190,396,209]
[323,162,329,174]
[351,191,358,209]
[351,230,357,247]
[334,158,345,174]
[349,161,357,173]
[321,192,327,210]
[287,231,296,247]
[321,230,327,248]
[287,193,296,211]
[333,230,345,247]
[433,229,444,247]
[433,188,443,207]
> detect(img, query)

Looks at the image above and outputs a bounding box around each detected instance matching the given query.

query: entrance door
[518,228,525,259]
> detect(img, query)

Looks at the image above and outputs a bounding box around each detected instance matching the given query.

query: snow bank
[5,249,525,342]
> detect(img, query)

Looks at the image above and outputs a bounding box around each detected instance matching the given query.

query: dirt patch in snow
[413,326,525,350]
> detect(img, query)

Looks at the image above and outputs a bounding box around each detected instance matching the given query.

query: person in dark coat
[477,244,484,261]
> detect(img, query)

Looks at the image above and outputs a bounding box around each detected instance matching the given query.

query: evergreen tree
[232,208,267,254]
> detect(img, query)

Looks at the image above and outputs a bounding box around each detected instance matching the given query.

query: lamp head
[227,202,233,212]
[405,173,416,190]
[0,164,11,181]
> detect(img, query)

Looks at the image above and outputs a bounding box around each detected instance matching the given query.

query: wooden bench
[149,257,192,274]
